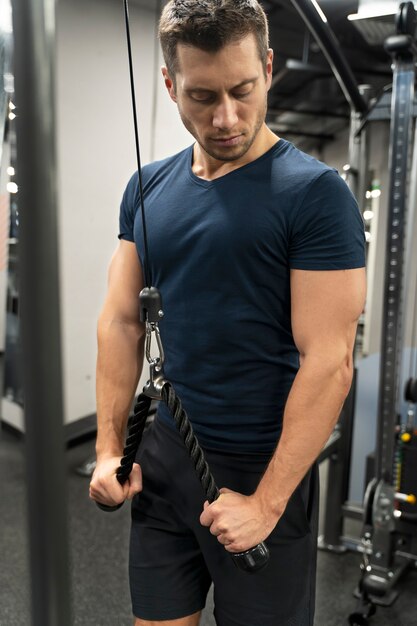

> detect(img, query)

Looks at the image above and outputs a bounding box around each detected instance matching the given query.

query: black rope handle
[161,382,218,502]
[161,382,270,573]
[96,394,151,512]
[98,382,269,572]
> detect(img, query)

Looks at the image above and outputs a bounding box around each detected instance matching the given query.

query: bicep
[290,268,366,359]
[100,240,144,325]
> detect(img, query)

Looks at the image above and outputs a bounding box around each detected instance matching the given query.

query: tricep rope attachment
[97,287,270,573]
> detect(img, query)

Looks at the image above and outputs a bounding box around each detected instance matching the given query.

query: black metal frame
[11,0,72,624]
[356,19,417,606]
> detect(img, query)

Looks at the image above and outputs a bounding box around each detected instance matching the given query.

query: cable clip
[140,287,166,400]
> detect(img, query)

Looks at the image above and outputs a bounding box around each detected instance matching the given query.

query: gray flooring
[1,427,417,626]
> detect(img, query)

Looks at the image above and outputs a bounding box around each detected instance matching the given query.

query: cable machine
[348,3,417,623]
[287,2,417,621]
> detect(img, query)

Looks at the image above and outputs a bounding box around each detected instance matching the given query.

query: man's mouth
[210,135,242,147]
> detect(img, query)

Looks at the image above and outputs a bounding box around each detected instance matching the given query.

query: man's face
[162,34,273,163]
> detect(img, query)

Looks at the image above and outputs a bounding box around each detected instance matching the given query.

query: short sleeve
[289,169,366,270]
[118,171,139,242]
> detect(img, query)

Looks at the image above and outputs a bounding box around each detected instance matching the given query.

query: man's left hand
[199,487,279,553]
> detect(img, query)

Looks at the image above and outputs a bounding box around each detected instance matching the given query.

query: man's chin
[203,142,252,163]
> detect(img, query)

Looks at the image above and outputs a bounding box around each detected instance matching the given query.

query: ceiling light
[7,182,18,194]
[348,1,399,21]
[7,166,14,176]
[309,0,327,23]
[348,10,396,21]
[8,112,15,120]
[363,210,374,221]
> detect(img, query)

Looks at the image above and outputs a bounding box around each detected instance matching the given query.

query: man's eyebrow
[232,77,258,88]
[185,77,258,93]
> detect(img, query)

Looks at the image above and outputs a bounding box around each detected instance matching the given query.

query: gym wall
[0,0,194,433]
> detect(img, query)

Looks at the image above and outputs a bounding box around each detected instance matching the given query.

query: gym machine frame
[348,5,417,622]
[11,0,72,625]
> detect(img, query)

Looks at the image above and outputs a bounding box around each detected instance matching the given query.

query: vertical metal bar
[11,0,72,624]
[346,85,371,204]
[357,86,372,211]
[402,122,417,394]
[346,110,361,200]
[375,58,415,483]
[302,28,310,64]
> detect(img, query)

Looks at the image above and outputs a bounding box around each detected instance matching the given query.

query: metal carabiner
[143,322,166,400]
[145,321,164,365]
[140,282,167,402]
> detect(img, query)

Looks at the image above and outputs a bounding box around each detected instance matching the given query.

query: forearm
[96,318,144,459]
[255,355,353,519]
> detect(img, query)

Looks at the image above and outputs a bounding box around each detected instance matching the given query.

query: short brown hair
[159,0,269,79]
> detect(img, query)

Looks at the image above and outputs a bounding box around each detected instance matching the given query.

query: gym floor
[1,427,417,626]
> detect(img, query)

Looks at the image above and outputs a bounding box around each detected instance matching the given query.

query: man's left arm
[200,267,366,552]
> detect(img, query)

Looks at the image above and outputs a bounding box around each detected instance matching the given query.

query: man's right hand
[89,457,143,507]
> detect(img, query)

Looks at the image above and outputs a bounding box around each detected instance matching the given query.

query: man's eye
[233,90,251,99]
[190,94,214,103]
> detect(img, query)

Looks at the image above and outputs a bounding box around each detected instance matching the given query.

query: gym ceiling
[263,0,396,151]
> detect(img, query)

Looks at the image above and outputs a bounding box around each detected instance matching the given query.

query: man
[89,1,366,624]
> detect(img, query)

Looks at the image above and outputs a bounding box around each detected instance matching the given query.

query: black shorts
[129,417,319,626]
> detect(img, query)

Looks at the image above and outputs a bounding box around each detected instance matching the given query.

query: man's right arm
[89,239,145,507]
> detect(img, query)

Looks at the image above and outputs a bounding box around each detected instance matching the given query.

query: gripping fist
[89,456,142,507]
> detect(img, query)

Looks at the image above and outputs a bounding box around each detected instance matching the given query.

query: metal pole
[375,38,416,484]
[346,85,372,201]
[356,87,373,212]
[11,0,72,624]
[402,121,417,397]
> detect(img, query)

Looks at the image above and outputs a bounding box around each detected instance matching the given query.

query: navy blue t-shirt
[119,139,366,453]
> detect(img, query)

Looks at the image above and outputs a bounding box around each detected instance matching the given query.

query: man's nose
[212,96,238,130]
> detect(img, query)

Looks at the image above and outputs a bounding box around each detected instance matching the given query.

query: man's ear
[161,67,177,103]
[266,48,274,91]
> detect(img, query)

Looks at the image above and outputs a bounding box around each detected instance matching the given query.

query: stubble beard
[179,98,268,164]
